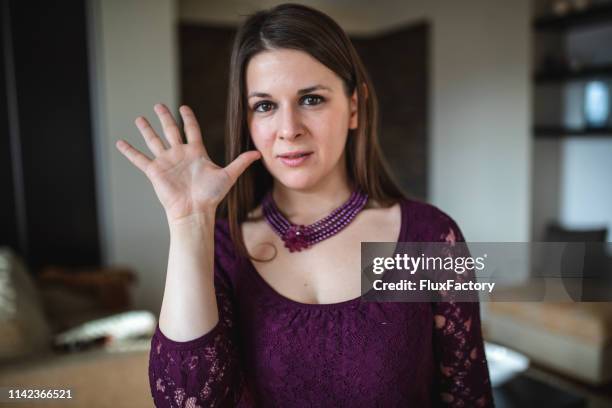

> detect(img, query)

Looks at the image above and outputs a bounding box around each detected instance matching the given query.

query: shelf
[534,3,612,31]
[535,64,612,83]
[534,126,612,138]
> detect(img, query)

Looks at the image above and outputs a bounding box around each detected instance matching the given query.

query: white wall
[429,1,531,242]
[88,0,178,313]
[532,139,562,240]
[561,139,612,240]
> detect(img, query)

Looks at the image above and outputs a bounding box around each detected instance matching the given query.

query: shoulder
[399,197,466,243]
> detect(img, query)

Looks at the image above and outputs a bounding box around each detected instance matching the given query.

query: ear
[349,82,368,130]
[349,88,359,130]
[362,82,369,101]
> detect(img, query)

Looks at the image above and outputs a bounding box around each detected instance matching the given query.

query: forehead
[245,48,341,93]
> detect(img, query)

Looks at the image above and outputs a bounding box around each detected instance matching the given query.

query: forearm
[158,209,219,341]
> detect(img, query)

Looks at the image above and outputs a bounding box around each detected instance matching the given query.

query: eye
[253,101,275,113]
[301,95,325,106]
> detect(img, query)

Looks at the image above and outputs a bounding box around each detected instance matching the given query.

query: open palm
[116,104,260,224]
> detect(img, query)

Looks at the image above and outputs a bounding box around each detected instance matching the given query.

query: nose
[277,105,303,141]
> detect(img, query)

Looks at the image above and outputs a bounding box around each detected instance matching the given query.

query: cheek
[248,120,274,150]
[309,111,349,154]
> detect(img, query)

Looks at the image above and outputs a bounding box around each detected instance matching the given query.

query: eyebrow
[247,85,332,99]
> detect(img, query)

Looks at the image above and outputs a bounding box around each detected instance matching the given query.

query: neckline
[241,197,408,309]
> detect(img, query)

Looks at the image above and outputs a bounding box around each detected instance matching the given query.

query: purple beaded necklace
[262,189,369,252]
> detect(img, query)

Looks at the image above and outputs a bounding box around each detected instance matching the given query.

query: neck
[272,174,354,226]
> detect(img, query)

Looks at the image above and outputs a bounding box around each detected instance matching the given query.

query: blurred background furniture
[485,300,612,407]
[484,227,611,385]
[0,247,154,408]
[486,301,612,385]
[484,222,612,406]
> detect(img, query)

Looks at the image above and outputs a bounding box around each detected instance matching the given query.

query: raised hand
[116,104,260,224]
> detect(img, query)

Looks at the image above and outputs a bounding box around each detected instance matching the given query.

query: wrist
[167,209,217,233]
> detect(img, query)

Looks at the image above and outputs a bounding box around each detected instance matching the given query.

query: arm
[115,104,260,407]
[148,218,247,407]
[159,210,219,342]
[432,298,493,407]
[431,217,494,407]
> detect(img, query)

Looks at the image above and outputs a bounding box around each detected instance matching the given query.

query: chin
[275,172,322,191]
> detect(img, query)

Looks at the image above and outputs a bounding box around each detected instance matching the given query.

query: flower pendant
[282,224,310,252]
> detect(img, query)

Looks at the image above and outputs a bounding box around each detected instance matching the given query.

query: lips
[277,151,312,158]
[278,151,313,167]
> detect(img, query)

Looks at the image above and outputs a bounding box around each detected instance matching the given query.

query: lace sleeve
[148,220,248,408]
[431,217,494,407]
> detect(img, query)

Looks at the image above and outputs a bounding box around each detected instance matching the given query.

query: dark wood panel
[0,1,21,253]
[535,63,612,83]
[353,23,429,199]
[179,24,237,166]
[534,2,612,32]
[6,0,100,271]
[534,126,612,137]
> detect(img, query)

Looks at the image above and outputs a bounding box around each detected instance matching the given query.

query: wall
[179,0,429,35]
[532,139,562,240]
[561,139,612,239]
[429,1,531,242]
[88,0,178,312]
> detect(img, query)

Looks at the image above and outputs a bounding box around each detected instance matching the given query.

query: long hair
[221,3,406,261]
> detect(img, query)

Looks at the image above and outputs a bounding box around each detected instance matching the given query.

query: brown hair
[220,3,406,261]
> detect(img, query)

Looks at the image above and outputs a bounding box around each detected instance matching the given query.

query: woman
[116,3,493,407]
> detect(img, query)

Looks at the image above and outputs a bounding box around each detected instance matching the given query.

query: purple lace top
[148,198,494,407]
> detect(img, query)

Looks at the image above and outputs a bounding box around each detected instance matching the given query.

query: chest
[238,301,434,405]
[242,203,402,304]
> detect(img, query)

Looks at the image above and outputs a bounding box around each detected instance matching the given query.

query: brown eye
[254,101,275,113]
[301,95,324,106]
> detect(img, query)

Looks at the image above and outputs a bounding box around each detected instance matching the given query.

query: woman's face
[245,48,357,191]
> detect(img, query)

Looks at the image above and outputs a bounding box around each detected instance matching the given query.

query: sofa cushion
[0,247,52,362]
[488,302,612,346]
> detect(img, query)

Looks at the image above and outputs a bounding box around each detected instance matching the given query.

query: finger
[178,105,204,145]
[135,116,166,156]
[115,139,152,173]
[153,103,183,146]
[224,150,261,183]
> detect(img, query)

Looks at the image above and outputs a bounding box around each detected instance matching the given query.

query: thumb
[224,150,261,183]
